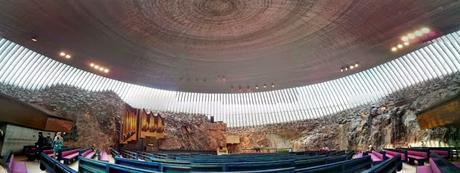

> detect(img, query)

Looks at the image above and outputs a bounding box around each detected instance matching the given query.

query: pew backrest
[362,155,402,173]
[295,155,372,173]
[407,150,428,159]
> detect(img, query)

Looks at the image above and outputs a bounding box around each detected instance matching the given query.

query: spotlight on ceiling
[400,36,408,42]
[340,68,344,72]
[271,83,275,88]
[31,36,38,42]
[421,27,430,34]
[350,65,354,69]
[391,47,397,52]
[65,54,71,59]
[263,84,267,88]
[403,42,410,46]
[90,63,94,67]
[397,44,403,49]
[59,52,66,57]
[345,67,348,71]
[354,63,359,68]
[255,85,259,90]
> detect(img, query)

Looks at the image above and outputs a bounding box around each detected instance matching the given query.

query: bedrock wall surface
[228,72,460,151]
[0,84,226,150]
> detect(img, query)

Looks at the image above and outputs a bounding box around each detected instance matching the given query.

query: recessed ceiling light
[408,33,415,39]
[403,42,409,46]
[415,30,423,36]
[104,69,109,73]
[90,63,94,67]
[421,27,430,34]
[354,63,359,67]
[345,67,348,71]
[255,85,259,90]
[271,83,275,88]
[401,36,408,42]
[391,47,397,52]
[397,44,403,49]
[350,65,354,69]
[65,54,71,59]
[263,84,267,88]
[59,52,66,57]
[31,37,38,42]
[340,68,344,72]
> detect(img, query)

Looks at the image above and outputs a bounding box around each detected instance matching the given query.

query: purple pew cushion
[8,155,28,173]
[408,150,427,160]
[429,158,441,173]
[11,162,27,173]
[81,150,92,157]
[100,151,109,162]
[370,152,384,162]
[85,151,96,159]
[63,152,79,159]
[385,150,405,161]
[416,166,432,173]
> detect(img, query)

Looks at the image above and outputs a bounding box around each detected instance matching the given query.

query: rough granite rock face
[159,113,226,151]
[228,72,460,151]
[0,84,227,151]
[0,85,125,150]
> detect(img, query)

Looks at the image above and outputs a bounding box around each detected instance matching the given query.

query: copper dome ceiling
[0,0,459,93]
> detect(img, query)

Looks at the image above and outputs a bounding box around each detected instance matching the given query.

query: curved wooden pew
[362,155,402,173]
[79,157,162,173]
[294,155,372,173]
[416,153,460,173]
[38,153,77,173]
[114,157,191,172]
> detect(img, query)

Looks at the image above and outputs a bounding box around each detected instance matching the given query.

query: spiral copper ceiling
[0,0,459,92]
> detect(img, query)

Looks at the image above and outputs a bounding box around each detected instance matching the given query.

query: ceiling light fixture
[59,52,66,57]
[263,84,267,88]
[391,47,397,52]
[403,42,409,46]
[255,85,259,90]
[397,44,403,49]
[354,63,359,67]
[271,83,275,88]
[31,36,38,42]
[421,27,430,34]
[89,63,110,74]
[65,54,71,59]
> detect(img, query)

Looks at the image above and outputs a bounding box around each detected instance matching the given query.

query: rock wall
[228,72,460,151]
[0,84,227,151]
[158,113,226,151]
[0,84,125,150]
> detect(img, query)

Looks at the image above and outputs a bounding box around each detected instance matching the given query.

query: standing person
[53,132,64,159]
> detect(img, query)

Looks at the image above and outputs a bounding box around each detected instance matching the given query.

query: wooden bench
[369,151,386,163]
[99,150,109,162]
[39,153,77,173]
[8,154,28,173]
[79,157,162,173]
[294,155,372,173]
[430,149,449,159]
[362,155,402,173]
[384,149,407,162]
[81,149,96,159]
[416,153,460,173]
[61,149,80,164]
[407,150,428,165]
